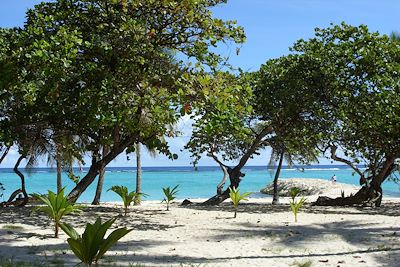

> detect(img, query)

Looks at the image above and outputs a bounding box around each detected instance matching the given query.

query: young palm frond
[108,185,147,216]
[162,185,179,211]
[31,188,83,237]
[60,217,132,266]
[229,187,251,218]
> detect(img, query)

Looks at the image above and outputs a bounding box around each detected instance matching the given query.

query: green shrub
[288,187,306,222]
[108,185,146,216]
[229,187,251,218]
[31,188,82,237]
[60,217,131,267]
[162,185,179,211]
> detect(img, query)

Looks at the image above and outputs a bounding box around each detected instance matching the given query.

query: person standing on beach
[331,174,337,183]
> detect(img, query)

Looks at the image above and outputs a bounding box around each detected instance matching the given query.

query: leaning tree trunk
[92,146,109,205]
[13,155,29,206]
[272,151,284,205]
[135,142,142,205]
[201,126,273,206]
[201,167,243,205]
[68,137,136,203]
[314,157,394,207]
[0,146,10,164]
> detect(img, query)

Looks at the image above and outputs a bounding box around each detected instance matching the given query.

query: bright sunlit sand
[1,196,399,267]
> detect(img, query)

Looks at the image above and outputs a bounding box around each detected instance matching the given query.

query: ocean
[0,165,399,202]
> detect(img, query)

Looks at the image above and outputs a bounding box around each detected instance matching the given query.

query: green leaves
[229,187,251,218]
[31,188,82,237]
[162,185,179,211]
[289,198,306,223]
[60,217,132,266]
[108,185,147,216]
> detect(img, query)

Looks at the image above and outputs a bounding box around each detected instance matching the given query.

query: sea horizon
[1,164,399,202]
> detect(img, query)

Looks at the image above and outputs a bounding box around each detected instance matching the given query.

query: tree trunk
[92,146,109,205]
[272,151,284,205]
[201,126,273,206]
[314,155,395,207]
[216,164,228,195]
[13,155,28,207]
[135,143,142,205]
[314,176,385,207]
[68,137,136,203]
[201,167,243,205]
[0,146,10,164]
[56,145,62,193]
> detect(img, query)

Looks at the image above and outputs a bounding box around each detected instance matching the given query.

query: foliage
[108,185,146,216]
[162,185,179,211]
[31,188,82,237]
[60,217,131,267]
[289,187,306,222]
[0,0,246,202]
[228,187,251,218]
[292,22,400,189]
[288,187,302,201]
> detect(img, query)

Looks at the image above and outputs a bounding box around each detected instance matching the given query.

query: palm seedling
[229,187,251,218]
[108,185,146,216]
[60,217,132,267]
[162,185,179,211]
[288,187,306,222]
[31,188,82,237]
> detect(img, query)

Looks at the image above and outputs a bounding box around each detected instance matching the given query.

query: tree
[1,0,245,203]
[292,23,400,207]
[186,56,325,205]
[92,145,109,205]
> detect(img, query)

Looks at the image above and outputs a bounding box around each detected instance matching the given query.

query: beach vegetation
[229,187,251,218]
[31,188,82,238]
[292,260,313,267]
[108,185,146,216]
[294,23,400,207]
[289,187,306,222]
[162,185,179,211]
[60,217,131,267]
[0,0,245,203]
[2,225,24,230]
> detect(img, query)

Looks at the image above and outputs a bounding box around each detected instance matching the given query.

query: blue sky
[0,0,399,167]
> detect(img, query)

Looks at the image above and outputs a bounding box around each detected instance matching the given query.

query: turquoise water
[0,166,399,202]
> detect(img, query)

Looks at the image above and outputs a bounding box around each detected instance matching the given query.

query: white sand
[0,196,399,266]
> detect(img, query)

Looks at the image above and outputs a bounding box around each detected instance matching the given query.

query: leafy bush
[288,187,306,222]
[31,188,82,237]
[229,187,251,218]
[108,185,146,216]
[289,187,302,201]
[162,185,179,211]
[60,217,131,267]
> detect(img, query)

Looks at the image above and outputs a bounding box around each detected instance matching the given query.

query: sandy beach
[0,191,399,267]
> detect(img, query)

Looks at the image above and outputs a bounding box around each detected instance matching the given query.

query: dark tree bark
[13,155,28,207]
[201,126,273,206]
[313,150,395,207]
[0,146,10,164]
[68,137,136,203]
[272,151,284,205]
[92,146,110,205]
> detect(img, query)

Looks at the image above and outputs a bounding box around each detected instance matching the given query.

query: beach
[0,194,399,266]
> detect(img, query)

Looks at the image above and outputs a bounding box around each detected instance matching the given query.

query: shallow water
[0,165,399,202]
